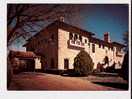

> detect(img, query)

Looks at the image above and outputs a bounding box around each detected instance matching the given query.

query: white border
[0,0,131,99]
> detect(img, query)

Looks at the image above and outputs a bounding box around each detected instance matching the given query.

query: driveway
[8,72,122,91]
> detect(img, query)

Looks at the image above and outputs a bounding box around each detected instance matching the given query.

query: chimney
[104,32,111,43]
[59,16,64,22]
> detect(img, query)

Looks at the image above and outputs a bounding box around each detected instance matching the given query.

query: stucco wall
[58,28,124,70]
[58,29,80,70]
[26,25,125,71]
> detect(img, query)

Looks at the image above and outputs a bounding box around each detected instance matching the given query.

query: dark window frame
[74,34,78,41]
[64,58,69,69]
[85,39,87,43]
[69,32,73,40]
[79,35,82,42]
[92,44,95,53]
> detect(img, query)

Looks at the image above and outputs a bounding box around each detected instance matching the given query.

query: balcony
[67,39,85,49]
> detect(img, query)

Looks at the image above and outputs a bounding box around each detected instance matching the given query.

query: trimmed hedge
[73,50,94,75]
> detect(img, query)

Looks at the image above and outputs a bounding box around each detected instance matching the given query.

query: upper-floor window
[79,35,82,42]
[69,32,73,40]
[99,43,101,48]
[85,39,87,43]
[102,45,105,49]
[88,43,90,48]
[74,34,78,41]
[111,46,114,51]
[92,44,95,53]
[117,47,121,52]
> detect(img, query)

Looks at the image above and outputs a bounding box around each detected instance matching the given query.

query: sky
[80,4,128,43]
[9,4,129,51]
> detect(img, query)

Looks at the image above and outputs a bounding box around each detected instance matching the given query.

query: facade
[23,20,125,71]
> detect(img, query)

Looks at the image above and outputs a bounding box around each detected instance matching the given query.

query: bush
[120,51,129,81]
[73,50,94,76]
[104,56,109,65]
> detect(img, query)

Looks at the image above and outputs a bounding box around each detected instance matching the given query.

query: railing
[68,39,85,48]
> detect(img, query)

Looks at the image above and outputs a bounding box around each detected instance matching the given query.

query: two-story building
[23,19,125,72]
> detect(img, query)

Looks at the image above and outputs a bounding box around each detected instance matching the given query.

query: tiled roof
[9,50,37,58]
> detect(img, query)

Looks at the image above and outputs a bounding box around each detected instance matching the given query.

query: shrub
[120,51,129,81]
[104,56,109,65]
[73,50,94,76]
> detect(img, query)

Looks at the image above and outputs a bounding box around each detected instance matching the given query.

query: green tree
[73,50,94,75]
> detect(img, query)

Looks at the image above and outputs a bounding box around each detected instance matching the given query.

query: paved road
[8,72,121,91]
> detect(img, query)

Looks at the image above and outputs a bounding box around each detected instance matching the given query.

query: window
[79,35,82,41]
[117,47,121,52]
[99,44,101,48]
[88,43,90,48]
[111,47,114,51]
[102,45,105,49]
[69,32,73,40]
[92,44,95,53]
[64,59,69,69]
[85,39,87,43]
[74,34,78,41]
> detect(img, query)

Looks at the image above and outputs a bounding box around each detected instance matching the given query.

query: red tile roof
[9,50,37,58]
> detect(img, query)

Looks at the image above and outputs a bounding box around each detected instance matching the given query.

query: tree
[7,4,82,88]
[7,4,82,46]
[104,56,109,65]
[120,31,129,81]
[73,50,94,75]
[120,51,128,81]
[123,31,128,52]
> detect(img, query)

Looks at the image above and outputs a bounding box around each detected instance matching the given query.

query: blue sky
[9,4,128,51]
[80,4,128,43]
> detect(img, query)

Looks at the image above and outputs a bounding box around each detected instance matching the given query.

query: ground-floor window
[64,58,69,69]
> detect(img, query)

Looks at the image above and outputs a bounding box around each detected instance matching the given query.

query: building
[8,50,41,73]
[23,19,125,72]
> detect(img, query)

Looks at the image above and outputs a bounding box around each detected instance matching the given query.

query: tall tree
[7,4,82,46]
[123,31,128,52]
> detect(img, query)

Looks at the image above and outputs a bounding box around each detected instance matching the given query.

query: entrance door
[64,59,69,69]
[27,59,35,72]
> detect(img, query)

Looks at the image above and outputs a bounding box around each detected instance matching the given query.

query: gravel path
[8,72,122,91]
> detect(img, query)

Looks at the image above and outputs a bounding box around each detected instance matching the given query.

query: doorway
[64,59,69,69]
